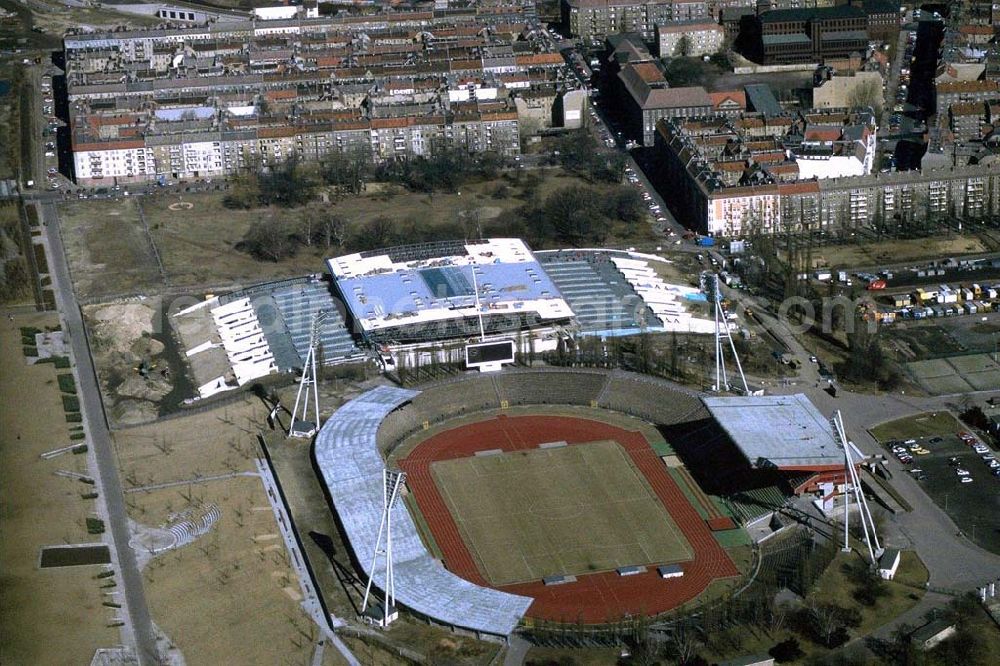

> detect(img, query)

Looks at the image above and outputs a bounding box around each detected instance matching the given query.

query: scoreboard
[465,340,515,371]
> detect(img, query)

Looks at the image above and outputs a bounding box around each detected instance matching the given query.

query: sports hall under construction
[171,239,716,398]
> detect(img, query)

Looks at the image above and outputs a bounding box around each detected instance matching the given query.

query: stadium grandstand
[536,249,714,336]
[173,276,363,398]
[651,393,850,526]
[327,239,574,352]
[704,395,845,486]
[314,386,533,638]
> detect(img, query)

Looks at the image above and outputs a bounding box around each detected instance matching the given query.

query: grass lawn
[525,646,622,665]
[116,397,318,665]
[870,412,964,443]
[58,197,162,299]
[809,551,928,636]
[432,441,692,585]
[0,312,116,665]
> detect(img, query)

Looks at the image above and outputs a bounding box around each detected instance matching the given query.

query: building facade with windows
[739,5,869,65]
[63,6,561,184]
[562,0,707,41]
[651,114,1000,237]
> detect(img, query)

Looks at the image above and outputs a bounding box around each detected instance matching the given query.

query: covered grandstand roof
[314,386,533,636]
[326,239,573,339]
[702,394,842,470]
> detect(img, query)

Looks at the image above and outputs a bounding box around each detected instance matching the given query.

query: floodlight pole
[362,469,406,625]
[711,274,749,394]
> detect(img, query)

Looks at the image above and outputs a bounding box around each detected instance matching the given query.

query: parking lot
[880,431,1000,555]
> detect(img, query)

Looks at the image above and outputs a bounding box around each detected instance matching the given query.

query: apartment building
[561,0,707,41]
[738,5,869,65]
[63,6,567,185]
[644,111,1000,239]
[616,61,712,145]
[937,80,1000,111]
[657,21,725,57]
[949,102,985,139]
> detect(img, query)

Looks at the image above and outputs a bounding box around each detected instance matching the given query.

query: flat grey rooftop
[313,386,532,636]
[703,394,842,469]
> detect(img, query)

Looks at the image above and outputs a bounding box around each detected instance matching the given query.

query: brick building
[739,5,869,65]
[617,62,713,145]
[562,0,708,41]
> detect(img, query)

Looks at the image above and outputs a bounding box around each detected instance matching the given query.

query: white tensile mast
[288,310,330,438]
[709,273,748,394]
[469,260,486,342]
[830,410,882,564]
[362,469,406,626]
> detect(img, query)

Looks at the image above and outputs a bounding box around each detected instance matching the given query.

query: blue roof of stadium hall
[333,261,563,323]
[702,394,843,469]
[313,386,533,636]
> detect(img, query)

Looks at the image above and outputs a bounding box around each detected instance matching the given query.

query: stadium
[313,368,846,639]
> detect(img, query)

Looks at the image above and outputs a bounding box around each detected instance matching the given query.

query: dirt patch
[116,398,314,664]
[84,300,178,425]
[89,302,155,354]
[0,311,118,664]
[58,198,162,300]
[812,235,987,268]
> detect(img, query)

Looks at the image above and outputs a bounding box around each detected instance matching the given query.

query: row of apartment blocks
[64,5,580,184]
[651,115,1000,237]
[561,0,900,62]
[72,111,522,181]
[561,0,720,42]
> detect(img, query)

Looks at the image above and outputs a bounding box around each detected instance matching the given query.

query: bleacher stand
[597,372,705,425]
[210,297,276,385]
[377,374,502,452]
[494,369,610,407]
[270,281,361,365]
[537,251,653,336]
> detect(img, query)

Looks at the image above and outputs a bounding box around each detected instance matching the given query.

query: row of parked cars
[958,432,1000,482]
[889,438,933,465]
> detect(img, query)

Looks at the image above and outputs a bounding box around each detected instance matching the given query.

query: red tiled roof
[804,128,842,141]
[631,61,666,84]
[709,91,746,110]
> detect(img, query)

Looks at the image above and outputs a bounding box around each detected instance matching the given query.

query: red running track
[398,414,739,623]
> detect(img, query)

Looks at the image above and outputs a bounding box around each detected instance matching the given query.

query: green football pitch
[430,440,693,586]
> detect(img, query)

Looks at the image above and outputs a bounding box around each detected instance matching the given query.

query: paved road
[39,201,158,665]
[745,296,1000,592]
[503,635,531,666]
